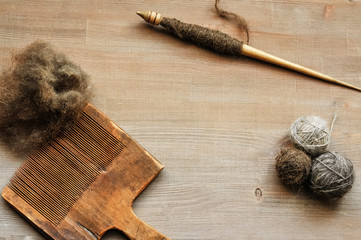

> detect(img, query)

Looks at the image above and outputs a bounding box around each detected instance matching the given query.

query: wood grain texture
[1,0,361,239]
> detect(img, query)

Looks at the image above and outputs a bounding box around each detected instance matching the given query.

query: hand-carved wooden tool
[137,10,361,92]
[2,103,170,240]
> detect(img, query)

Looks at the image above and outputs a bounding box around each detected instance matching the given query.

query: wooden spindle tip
[136,11,146,18]
[136,10,162,25]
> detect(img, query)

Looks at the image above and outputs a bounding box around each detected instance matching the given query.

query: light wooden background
[1,0,361,239]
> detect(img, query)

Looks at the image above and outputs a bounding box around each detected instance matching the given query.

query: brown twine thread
[214,0,250,44]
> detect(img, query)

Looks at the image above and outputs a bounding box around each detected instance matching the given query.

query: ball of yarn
[290,116,330,156]
[309,152,355,199]
[276,147,312,189]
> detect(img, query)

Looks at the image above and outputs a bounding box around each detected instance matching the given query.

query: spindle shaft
[241,44,361,91]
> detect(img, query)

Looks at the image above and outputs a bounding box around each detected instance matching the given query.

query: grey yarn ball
[290,116,330,156]
[309,152,355,199]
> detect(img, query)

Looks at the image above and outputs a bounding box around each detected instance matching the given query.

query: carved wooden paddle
[2,103,170,240]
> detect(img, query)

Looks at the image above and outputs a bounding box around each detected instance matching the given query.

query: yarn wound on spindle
[275,147,312,189]
[309,152,354,199]
[290,116,331,156]
[158,0,248,57]
[160,17,244,57]
[0,40,92,153]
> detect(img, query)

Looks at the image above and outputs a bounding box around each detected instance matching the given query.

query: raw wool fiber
[290,116,332,156]
[0,40,92,153]
[276,147,312,189]
[214,0,249,43]
[309,152,355,199]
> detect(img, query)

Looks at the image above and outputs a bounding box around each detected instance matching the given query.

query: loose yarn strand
[214,0,250,44]
[328,114,337,138]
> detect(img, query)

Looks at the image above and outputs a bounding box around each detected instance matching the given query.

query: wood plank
[1,0,361,239]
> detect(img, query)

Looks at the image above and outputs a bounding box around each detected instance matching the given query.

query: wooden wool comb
[2,103,170,240]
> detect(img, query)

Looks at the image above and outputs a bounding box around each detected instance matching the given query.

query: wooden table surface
[1,0,361,239]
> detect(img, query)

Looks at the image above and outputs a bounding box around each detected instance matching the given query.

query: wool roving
[0,40,92,153]
[290,116,331,156]
[309,152,355,199]
[275,147,312,189]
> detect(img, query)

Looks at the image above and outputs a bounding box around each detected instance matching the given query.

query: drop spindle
[137,10,361,92]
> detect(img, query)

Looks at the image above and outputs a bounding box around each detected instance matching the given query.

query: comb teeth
[8,111,125,225]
